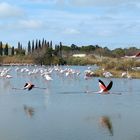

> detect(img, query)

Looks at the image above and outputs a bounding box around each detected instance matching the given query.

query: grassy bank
[0,55,34,64]
[66,56,140,78]
[94,68,140,78]
[93,57,140,78]
[0,55,140,78]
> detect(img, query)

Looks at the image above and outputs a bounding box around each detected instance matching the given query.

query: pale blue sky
[0,0,140,49]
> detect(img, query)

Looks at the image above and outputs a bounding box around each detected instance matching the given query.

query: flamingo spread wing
[106,81,113,91]
[99,79,107,91]
[98,79,113,93]
[24,83,28,87]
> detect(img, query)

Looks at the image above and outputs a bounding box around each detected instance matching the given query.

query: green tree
[4,43,8,55]
[11,46,15,55]
[42,38,45,47]
[44,47,53,65]
[28,41,31,54]
[35,39,38,50]
[0,42,3,56]
[59,42,62,57]
[38,40,41,49]
[50,41,52,48]
[18,42,22,50]
[32,40,35,52]
[112,48,125,57]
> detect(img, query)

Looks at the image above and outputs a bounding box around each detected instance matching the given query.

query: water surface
[0,65,140,140]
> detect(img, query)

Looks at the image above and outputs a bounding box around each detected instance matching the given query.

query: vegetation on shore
[67,56,140,78]
[0,39,140,78]
[0,55,33,64]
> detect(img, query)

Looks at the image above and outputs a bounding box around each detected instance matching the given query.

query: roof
[135,52,140,57]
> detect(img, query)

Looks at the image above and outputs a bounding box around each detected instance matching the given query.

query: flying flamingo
[86,79,113,94]
[98,79,113,94]
[24,83,35,90]
[12,82,47,91]
[62,79,113,94]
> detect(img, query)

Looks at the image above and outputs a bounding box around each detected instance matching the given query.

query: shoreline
[0,63,140,79]
[93,69,140,79]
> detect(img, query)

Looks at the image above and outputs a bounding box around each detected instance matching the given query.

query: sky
[0,0,140,49]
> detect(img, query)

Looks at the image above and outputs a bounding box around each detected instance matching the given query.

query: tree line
[26,40,140,58]
[0,39,139,64]
[0,41,25,56]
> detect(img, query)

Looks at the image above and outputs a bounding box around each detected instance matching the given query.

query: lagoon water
[0,65,140,140]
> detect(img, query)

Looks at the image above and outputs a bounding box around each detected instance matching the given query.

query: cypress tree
[59,42,62,57]
[47,42,49,48]
[32,40,34,52]
[35,39,38,50]
[50,41,52,48]
[0,42,3,56]
[38,40,41,49]
[42,38,45,47]
[11,46,14,55]
[20,44,22,50]
[28,41,31,54]
[18,42,21,50]
[44,40,47,47]
[4,43,8,55]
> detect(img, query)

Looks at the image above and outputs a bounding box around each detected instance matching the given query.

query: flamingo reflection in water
[99,116,113,136]
[24,105,35,118]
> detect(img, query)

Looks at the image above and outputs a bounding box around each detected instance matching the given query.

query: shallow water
[0,65,140,140]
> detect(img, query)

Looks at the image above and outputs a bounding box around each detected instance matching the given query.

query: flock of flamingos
[0,64,132,94]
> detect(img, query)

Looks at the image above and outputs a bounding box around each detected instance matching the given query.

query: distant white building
[73,54,86,57]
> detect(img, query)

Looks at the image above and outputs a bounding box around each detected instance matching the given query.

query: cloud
[0,2,24,18]
[63,28,80,34]
[27,0,56,3]
[25,0,68,6]
[69,0,140,7]
[15,0,140,9]
[0,20,43,30]
[27,0,64,3]
[30,0,56,1]
[18,19,43,29]
[0,0,140,48]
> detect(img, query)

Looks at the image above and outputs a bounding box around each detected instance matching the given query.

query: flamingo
[98,79,113,94]
[12,82,47,91]
[44,74,53,81]
[103,71,113,78]
[85,79,113,94]
[121,72,127,77]
[24,83,35,90]
[121,70,132,79]
[5,74,13,78]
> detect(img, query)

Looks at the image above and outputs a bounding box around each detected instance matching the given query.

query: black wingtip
[106,81,113,91]
[24,83,28,87]
[98,79,106,87]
